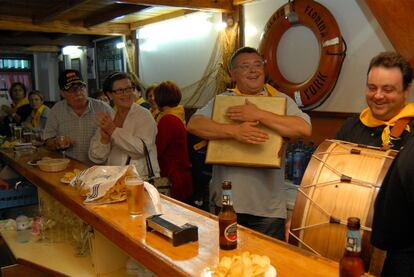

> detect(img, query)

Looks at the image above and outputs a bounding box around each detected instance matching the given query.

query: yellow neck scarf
[13,98,29,112]
[360,103,414,146]
[31,104,47,128]
[135,97,146,105]
[157,105,186,125]
[228,83,280,96]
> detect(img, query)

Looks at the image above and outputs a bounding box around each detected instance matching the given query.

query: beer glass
[14,126,22,142]
[125,176,144,217]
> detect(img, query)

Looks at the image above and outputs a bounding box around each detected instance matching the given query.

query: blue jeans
[237,213,285,241]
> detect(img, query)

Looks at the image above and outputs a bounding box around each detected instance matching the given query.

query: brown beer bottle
[339,217,365,277]
[218,180,237,250]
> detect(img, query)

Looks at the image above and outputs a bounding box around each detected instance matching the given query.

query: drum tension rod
[329,216,341,224]
[350,148,361,155]
[340,174,352,183]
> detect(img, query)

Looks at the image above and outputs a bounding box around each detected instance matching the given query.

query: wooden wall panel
[364,0,414,66]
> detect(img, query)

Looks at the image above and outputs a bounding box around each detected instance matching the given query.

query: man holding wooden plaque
[187,47,311,240]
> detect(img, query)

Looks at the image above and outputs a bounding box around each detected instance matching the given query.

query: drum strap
[390,117,411,139]
[383,117,412,149]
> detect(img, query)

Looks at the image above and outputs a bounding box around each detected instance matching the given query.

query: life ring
[258,0,346,110]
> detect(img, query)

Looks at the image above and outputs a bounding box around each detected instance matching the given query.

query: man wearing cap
[44,69,113,164]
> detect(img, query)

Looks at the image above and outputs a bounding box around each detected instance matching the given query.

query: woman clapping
[89,72,160,178]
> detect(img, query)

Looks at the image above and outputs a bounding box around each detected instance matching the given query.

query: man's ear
[59,90,65,98]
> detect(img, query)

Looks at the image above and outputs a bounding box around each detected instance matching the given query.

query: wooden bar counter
[0,148,339,276]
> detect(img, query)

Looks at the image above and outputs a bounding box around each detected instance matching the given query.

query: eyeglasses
[111,86,135,95]
[235,60,266,72]
[66,84,86,94]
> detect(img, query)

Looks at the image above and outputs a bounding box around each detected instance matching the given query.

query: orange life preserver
[258,0,346,110]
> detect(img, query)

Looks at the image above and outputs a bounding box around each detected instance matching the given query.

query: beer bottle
[218,180,237,250]
[339,217,365,277]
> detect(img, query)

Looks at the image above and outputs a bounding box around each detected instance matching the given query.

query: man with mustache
[44,70,112,164]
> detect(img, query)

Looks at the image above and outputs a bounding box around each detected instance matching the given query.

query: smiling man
[44,70,113,164]
[187,47,311,240]
[336,52,414,150]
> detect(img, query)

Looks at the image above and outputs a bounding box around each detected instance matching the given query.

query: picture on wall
[71,58,81,72]
[87,48,96,79]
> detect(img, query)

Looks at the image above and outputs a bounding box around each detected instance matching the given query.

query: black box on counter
[146,214,198,246]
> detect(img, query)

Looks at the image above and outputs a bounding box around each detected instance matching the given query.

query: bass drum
[259,0,346,110]
[289,140,397,273]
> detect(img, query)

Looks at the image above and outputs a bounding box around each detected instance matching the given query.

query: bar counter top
[0,147,339,276]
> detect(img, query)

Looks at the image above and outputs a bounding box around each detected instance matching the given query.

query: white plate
[27,159,41,166]
[202,265,276,277]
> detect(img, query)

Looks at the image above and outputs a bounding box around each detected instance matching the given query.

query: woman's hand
[96,112,116,136]
[1,105,13,115]
[100,128,111,144]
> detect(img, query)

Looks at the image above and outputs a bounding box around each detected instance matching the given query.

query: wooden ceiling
[0,0,252,52]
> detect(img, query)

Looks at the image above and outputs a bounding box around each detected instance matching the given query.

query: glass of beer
[14,126,22,142]
[125,176,144,217]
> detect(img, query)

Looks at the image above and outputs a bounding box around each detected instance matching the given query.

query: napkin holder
[146,214,198,246]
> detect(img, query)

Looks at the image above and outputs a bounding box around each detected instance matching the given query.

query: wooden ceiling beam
[0,15,130,36]
[84,3,149,27]
[115,0,234,12]
[0,45,60,53]
[232,0,255,5]
[0,33,94,47]
[130,9,196,29]
[33,0,92,24]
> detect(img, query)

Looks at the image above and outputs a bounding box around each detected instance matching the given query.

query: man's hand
[226,99,262,122]
[233,121,269,144]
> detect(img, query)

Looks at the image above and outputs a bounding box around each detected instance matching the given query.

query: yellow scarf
[13,98,29,112]
[135,97,146,106]
[31,104,47,128]
[360,103,414,146]
[228,83,280,96]
[157,105,186,125]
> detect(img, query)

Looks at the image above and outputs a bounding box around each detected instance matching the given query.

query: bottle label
[222,190,233,206]
[224,222,237,242]
[345,230,361,252]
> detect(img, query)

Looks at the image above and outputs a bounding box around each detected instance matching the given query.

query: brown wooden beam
[84,3,149,28]
[130,9,196,29]
[0,33,95,47]
[0,15,130,36]
[33,0,92,24]
[0,45,60,53]
[232,0,255,5]
[115,0,233,12]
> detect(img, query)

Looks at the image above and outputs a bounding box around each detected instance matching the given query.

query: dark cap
[59,69,85,90]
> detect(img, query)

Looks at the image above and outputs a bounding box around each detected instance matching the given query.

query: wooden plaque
[206,95,286,168]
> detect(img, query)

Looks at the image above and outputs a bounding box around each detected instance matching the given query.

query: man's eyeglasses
[235,60,266,72]
[111,86,135,95]
[66,84,86,94]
